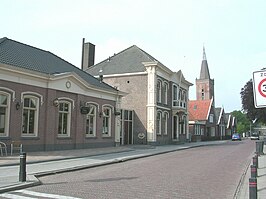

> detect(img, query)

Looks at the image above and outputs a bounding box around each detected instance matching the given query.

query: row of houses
[0,37,236,152]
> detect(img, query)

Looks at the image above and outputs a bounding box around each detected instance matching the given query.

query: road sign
[253,70,266,108]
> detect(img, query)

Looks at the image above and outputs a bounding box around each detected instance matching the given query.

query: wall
[0,79,117,151]
[102,74,148,144]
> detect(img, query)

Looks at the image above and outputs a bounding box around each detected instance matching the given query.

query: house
[225,113,237,136]
[0,37,125,152]
[188,98,216,141]
[84,42,193,145]
[215,107,227,139]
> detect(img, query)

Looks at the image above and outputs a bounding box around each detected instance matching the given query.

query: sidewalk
[237,143,266,199]
[0,140,253,196]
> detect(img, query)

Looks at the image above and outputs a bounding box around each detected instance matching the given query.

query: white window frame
[58,100,71,137]
[157,80,162,103]
[156,111,162,135]
[0,91,11,137]
[173,84,178,106]
[163,112,169,135]
[102,106,112,137]
[22,95,39,137]
[163,82,168,105]
[86,104,96,137]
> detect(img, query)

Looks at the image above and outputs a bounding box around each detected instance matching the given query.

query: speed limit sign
[253,70,266,108]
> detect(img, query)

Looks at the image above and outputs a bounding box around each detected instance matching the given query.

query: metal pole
[253,155,258,168]
[251,165,257,178]
[19,152,26,182]
[249,177,257,199]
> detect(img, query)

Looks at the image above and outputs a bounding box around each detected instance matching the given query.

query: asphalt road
[1,139,255,199]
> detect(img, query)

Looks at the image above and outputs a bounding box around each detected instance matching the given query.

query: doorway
[120,110,134,145]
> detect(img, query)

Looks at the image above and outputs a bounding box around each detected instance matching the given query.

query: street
[1,140,255,199]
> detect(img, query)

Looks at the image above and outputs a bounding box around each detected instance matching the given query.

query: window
[157,80,162,103]
[86,105,96,137]
[163,112,168,135]
[156,112,162,135]
[209,114,214,123]
[173,85,178,106]
[58,101,71,137]
[102,107,111,136]
[163,82,168,105]
[22,96,39,136]
[0,92,10,137]
[173,84,187,108]
[201,89,205,100]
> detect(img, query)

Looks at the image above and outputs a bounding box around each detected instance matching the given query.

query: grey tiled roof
[87,45,164,76]
[0,37,116,91]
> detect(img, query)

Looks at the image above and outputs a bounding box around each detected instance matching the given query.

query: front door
[121,110,133,145]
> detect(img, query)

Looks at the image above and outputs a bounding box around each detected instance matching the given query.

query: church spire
[203,46,207,60]
[199,46,210,79]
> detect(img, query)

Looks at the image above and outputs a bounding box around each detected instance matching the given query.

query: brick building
[0,37,125,152]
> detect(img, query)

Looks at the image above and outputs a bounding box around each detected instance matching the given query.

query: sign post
[253,70,266,108]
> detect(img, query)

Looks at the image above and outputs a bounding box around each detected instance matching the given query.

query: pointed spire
[203,46,207,60]
[199,46,210,79]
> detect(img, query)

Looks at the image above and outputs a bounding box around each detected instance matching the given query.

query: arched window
[102,106,112,136]
[163,82,168,105]
[0,92,11,137]
[157,80,162,103]
[58,100,71,137]
[163,112,169,135]
[86,104,96,137]
[22,95,39,136]
[156,111,162,135]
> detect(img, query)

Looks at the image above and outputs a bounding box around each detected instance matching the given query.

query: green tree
[240,79,266,123]
[231,110,250,133]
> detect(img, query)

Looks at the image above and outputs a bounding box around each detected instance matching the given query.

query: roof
[86,45,165,76]
[188,99,212,121]
[199,47,211,79]
[215,107,222,124]
[0,37,116,91]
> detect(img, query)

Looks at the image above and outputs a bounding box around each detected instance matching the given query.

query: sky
[1,0,266,113]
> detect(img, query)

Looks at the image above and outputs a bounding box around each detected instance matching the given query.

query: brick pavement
[1,140,265,198]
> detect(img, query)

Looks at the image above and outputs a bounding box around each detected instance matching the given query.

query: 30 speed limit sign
[253,70,266,108]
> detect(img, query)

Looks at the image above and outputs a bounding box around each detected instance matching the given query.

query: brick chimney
[81,38,95,70]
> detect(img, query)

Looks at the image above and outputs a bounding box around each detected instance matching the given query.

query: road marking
[0,190,82,199]
[0,193,38,199]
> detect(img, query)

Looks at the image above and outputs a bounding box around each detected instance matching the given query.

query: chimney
[81,38,95,71]
[98,69,103,83]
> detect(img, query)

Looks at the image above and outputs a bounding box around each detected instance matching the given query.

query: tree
[240,79,266,123]
[231,110,250,133]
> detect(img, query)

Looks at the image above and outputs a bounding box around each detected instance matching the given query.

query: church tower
[196,47,215,105]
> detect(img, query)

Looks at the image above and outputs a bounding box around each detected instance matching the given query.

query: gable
[87,45,165,76]
[188,99,212,121]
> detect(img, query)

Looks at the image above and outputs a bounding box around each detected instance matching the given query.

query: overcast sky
[2,0,266,113]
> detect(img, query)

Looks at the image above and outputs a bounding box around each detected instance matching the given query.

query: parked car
[251,132,259,140]
[232,133,241,141]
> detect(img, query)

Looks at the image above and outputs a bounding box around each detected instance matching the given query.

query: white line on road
[0,190,83,199]
[0,193,38,199]
[15,190,83,199]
